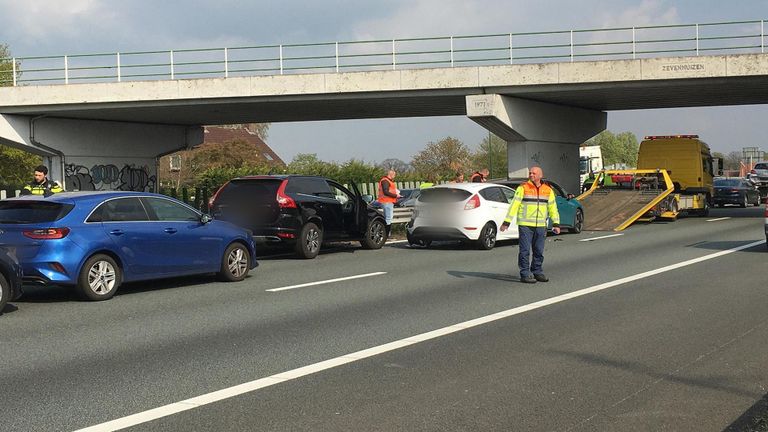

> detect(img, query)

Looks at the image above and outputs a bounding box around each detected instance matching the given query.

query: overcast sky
[1,0,767,163]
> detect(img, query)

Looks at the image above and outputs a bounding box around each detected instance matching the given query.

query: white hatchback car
[406,183,519,249]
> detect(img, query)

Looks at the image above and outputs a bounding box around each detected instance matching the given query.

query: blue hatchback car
[0,192,257,301]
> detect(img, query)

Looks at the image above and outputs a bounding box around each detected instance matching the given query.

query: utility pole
[488,130,492,177]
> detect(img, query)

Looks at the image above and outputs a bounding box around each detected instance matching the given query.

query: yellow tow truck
[577,135,715,231]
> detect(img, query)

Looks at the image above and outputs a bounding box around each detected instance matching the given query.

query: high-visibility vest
[21,179,64,197]
[504,180,560,228]
[377,176,397,204]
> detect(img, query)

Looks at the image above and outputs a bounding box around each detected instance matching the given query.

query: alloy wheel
[87,260,117,295]
[227,247,248,278]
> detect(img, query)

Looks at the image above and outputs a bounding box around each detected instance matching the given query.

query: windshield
[0,200,74,224]
[579,158,589,174]
[419,188,472,203]
[754,163,768,170]
[714,179,741,187]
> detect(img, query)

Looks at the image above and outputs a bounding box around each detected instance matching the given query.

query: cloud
[0,0,117,42]
[599,0,679,27]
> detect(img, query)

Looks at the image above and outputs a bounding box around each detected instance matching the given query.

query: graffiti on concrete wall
[65,163,156,191]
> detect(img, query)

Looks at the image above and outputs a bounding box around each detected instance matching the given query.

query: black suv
[209,175,387,258]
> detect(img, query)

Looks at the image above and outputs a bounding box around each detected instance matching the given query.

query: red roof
[201,126,285,166]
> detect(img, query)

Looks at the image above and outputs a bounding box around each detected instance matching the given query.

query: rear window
[285,177,332,196]
[216,179,282,203]
[0,200,74,223]
[419,188,472,203]
[714,179,740,187]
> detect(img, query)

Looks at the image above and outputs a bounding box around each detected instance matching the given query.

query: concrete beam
[466,94,606,143]
[466,94,606,193]
[0,115,203,191]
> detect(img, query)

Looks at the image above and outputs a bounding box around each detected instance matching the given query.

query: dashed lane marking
[706,217,732,222]
[265,272,387,292]
[579,233,624,242]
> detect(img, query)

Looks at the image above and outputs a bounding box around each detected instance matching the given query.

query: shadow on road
[446,270,518,282]
[547,349,761,400]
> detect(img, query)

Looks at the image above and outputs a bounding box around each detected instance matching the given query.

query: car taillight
[751,169,757,174]
[23,227,70,239]
[276,179,297,208]
[730,189,739,192]
[208,181,230,210]
[464,194,481,210]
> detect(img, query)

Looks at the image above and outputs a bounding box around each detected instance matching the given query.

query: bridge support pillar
[0,115,203,191]
[466,94,606,193]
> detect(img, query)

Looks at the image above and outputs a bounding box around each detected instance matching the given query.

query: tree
[0,43,18,86]
[410,137,471,181]
[378,158,411,173]
[586,130,639,167]
[218,123,270,140]
[0,144,42,189]
[0,45,40,188]
[471,133,507,180]
[724,151,743,171]
[287,153,340,179]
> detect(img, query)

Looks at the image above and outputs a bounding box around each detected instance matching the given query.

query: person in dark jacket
[21,165,63,197]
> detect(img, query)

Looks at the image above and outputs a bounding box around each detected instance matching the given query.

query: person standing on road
[500,166,560,283]
[21,165,63,197]
[470,168,489,183]
[377,169,400,236]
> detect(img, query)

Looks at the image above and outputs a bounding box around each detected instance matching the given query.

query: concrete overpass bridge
[1,19,767,193]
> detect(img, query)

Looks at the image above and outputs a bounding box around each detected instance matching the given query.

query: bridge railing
[0,19,766,86]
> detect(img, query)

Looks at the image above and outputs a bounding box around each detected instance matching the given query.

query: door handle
[109,229,124,236]
[164,228,178,234]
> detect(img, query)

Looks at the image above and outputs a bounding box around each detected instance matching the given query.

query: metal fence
[0,19,765,86]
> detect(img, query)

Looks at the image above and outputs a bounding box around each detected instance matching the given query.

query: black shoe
[534,274,549,282]
[520,275,537,284]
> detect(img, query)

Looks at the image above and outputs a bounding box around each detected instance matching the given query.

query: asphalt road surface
[1,206,766,431]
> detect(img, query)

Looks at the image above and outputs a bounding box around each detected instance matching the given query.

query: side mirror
[361,194,374,204]
[200,214,212,224]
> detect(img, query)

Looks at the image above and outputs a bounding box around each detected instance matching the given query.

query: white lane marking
[706,217,732,222]
[580,233,624,242]
[74,239,765,432]
[266,272,387,292]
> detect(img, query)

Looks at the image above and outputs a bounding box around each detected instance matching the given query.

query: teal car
[490,178,584,233]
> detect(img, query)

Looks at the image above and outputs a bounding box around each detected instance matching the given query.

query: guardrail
[0,19,765,86]
[392,207,414,224]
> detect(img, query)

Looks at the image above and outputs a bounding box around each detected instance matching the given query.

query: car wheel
[296,222,322,259]
[0,272,9,313]
[360,219,387,249]
[77,254,121,301]
[570,209,584,234]
[406,231,431,248]
[218,242,251,282]
[476,222,497,250]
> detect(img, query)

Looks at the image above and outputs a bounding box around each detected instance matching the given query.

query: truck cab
[637,135,715,200]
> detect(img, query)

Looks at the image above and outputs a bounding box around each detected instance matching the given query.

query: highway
[1,206,766,431]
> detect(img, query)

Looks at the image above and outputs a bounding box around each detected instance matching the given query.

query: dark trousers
[518,226,547,278]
